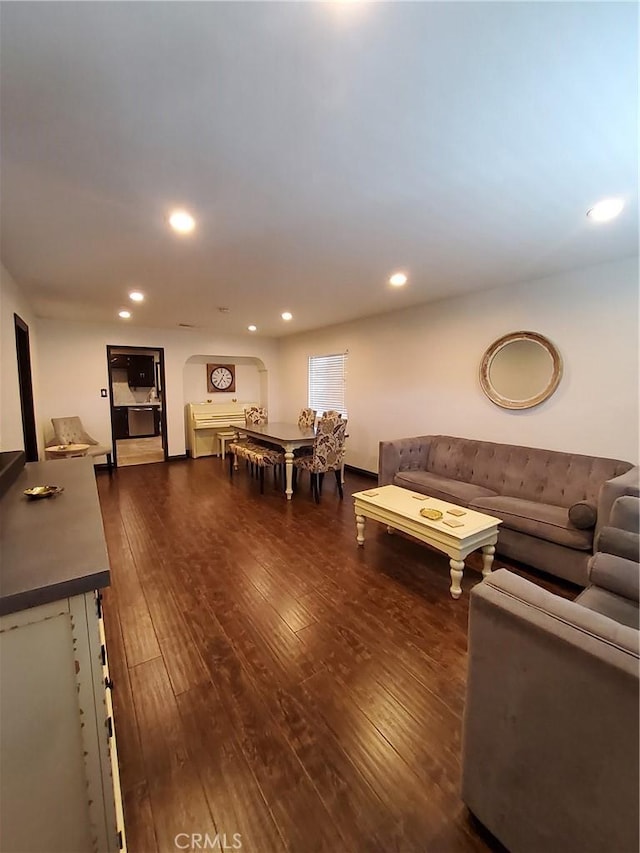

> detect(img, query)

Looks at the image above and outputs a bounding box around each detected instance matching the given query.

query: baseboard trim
[168,453,189,462]
[345,464,377,480]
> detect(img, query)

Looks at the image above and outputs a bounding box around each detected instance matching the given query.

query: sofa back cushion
[427,436,632,508]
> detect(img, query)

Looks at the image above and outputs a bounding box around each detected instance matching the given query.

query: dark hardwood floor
[96,459,573,853]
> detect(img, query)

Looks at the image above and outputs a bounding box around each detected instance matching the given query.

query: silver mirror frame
[479,331,562,410]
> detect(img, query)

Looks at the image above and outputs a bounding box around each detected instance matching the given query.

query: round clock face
[209,366,234,390]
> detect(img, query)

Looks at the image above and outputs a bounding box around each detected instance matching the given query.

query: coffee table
[352,484,501,599]
[45,444,90,459]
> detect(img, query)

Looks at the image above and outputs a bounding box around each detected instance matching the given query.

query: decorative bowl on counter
[23,485,65,499]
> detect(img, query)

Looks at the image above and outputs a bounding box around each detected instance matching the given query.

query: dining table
[240,422,316,500]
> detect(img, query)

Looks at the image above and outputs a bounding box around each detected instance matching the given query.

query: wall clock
[207,363,236,393]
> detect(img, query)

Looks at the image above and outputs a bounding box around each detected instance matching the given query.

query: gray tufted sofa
[461,496,639,852]
[378,434,638,585]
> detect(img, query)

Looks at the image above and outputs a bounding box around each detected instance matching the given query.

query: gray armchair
[51,416,113,473]
[461,496,639,853]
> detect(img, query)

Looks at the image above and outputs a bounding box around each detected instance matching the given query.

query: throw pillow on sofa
[568,501,597,529]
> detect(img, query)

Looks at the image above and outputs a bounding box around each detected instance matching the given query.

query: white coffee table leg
[284,450,294,501]
[356,514,366,545]
[482,544,496,578]
[449,559,465,599]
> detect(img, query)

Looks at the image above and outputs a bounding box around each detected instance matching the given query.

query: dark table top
[242,422,316,443]
[0,457,110,617]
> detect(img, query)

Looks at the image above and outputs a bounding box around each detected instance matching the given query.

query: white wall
[278,256,640,472]
[35,321,280,457]
[0,264,41,453]
[183,356,262,406]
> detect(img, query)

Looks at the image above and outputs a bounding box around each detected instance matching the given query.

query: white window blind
[308,353,348,418]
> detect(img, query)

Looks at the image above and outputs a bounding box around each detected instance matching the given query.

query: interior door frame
[14,314,38,462]
[106,344,168,468]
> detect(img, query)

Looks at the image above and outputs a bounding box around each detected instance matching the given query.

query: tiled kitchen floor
[116,437,164,467]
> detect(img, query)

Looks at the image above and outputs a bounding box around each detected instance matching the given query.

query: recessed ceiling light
[118,310,131,319]
[248,324,257,332]
[389,272,408,287]
[281,311,293,321]
[586,198,624,223]
[129,291,144,302]
[169,209,196,233]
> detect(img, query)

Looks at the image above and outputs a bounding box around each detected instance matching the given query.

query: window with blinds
[308,353,348,419]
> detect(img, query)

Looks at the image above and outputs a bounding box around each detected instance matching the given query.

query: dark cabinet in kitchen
[109,354,155,387]
[127,356,155,388]
[112,407,129,440]
[153,407,162,437]
[109,354,129,370]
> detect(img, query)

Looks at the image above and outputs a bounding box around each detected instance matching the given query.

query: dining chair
[51,416,113,473]
[245,406,268,426]
[228,405,280,482]
[297,407,317,428]
[322,410,343,420]
[228,406,268,460]
[294,408,317,459]
[231,441,285,493]
[293,417,347,503]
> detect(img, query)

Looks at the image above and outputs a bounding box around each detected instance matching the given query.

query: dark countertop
[0,450,25,499]
[0,457,110,616]
[113,402,162,407]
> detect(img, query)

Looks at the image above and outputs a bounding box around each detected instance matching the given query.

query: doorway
[106,345,168,467]
[14,314,38,462]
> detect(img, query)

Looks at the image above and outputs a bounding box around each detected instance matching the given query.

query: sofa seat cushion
[576,587,640,630]
[470,496,593,551]
[393,470,498,506]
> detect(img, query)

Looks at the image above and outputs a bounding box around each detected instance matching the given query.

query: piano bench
[217,430,239,460]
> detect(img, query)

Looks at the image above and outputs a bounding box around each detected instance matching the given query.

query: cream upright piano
[186,401,256,459]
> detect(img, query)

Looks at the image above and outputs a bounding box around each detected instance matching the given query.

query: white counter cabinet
[0,457,126,853]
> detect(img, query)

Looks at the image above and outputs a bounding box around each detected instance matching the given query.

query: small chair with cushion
[51,416,113,473]
[293,417,347,503]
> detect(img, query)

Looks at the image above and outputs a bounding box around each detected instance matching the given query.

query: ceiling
[1,2,637,338]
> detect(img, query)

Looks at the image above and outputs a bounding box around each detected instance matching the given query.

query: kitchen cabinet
[127,355,154,388]
[153,406,162,437]
[109,354,155,388]
[112,407,129,440]
[109,354,130,370]
[0,458,126,852]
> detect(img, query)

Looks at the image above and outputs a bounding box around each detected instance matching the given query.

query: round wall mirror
[479,331,562,409]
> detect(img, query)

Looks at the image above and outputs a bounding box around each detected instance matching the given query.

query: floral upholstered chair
[245,406,268,426]
[297,408,317,429]
[228,406,284,491]
[231,441,284,493]
[293,416,347,503]
[228,405,268,463]
[294,408,317,458]
[322,410,343,420]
